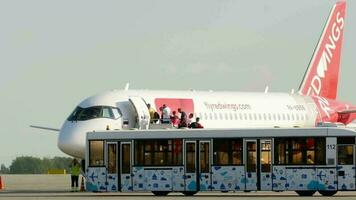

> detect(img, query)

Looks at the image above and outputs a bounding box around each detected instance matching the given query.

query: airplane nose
[58,121,86,158]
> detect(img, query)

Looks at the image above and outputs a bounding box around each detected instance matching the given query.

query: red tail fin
[299,1,346,100]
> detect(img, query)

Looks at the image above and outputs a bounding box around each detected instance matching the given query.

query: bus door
[184,140,211,192]
[337,137,355,190]
[106,142,119,192]
[129,96,150,129]
[245,140,258,191]
[259,139,272,191]
[120,142,132,192]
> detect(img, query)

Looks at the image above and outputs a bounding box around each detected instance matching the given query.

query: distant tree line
[0,156,73,174]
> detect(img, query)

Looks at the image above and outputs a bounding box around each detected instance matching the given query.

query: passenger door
[184,140,211,192]
[129,97,150,129]
[120,142,132,192]
[106,142,119,192]
[259,139,272,190]
[245,140,257,191]
[337,137,355,190]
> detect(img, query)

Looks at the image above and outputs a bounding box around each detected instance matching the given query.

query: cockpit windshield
[67,106,122,121]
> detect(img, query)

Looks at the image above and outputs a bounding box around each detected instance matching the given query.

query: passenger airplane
[32,1,356,158]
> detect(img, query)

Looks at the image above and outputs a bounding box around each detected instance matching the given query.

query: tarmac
[1,175,356,199]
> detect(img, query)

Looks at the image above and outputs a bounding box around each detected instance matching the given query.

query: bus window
[261,141,271,172]
[247,142,256,172]
[122,143,131,174]
[337,137,355,165]
[89,140,104,166]
[108,143,117,173]
[134,139,182,166]
[338,146,354,165]
[274,137,325,165]
[291,139,303,164]
[186,143,196,173]
[200,142,210,173]
[214,139,243,165]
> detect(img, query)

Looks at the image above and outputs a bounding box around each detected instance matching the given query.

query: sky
[0,0,355,166]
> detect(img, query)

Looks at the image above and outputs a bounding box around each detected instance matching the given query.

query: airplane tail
[298,1,346,100]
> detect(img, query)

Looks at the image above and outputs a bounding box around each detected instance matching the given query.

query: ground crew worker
[70,159,81,192]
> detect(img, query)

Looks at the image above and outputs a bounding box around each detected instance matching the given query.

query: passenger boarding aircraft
[32,1,356,158]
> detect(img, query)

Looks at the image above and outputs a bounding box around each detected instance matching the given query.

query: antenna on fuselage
[124,83,130,91]
[264,86,269,93]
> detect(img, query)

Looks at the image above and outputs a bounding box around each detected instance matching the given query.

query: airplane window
[112,108,122,119]
[229,113,233,120]
[67,106,121,121]
[204,113,208,120]
[254,113,257,120]
[214,113,218,120]
[263,113,266,120]
[291,114,295,121]
[102,107,114,118]
[234,113,238,120]
[225,113,229,120]
[219,113,223,120]
[258,113,262,120]
[249,113,252,120]
[277,114,281,121]
[209,113,213,120]
[239,113,243,120]
[244,113,248,120]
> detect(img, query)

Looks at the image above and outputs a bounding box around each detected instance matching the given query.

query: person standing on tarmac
[70,159,81,192]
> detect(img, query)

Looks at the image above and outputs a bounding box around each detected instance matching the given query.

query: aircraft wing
[30,125,60,132]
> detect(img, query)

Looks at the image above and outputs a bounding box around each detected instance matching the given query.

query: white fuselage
[58,90,320,158]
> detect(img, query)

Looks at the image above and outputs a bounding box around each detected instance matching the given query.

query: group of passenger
[146,103,203,129]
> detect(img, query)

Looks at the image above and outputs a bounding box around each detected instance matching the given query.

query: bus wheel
[319,191,337,196]
[182,191,197,196]
[152,191,169,196]
[295,190,316,196]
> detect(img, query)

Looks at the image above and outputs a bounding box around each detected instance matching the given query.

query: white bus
[85,127,356,196]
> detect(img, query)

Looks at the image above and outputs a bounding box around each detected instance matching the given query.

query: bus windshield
[67,106,122,121]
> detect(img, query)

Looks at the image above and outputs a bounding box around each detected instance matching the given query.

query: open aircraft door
[129,97,150,129]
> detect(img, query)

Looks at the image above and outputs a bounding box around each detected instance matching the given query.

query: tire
[182,191,197,196]
[152,191,169,196]
[295,190,316,196]
[319,190,337,196]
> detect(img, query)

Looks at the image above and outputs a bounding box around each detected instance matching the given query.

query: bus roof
[87,127,356,141]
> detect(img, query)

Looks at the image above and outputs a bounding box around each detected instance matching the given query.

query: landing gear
[319,191,337,196]
[295,190,316,196]
[182,191,197,196]
[152,191,169,196]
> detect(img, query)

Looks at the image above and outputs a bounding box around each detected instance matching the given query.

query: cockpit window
[67,106,122,121]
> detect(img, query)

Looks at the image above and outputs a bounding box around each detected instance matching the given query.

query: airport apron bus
[85,127,356,196]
